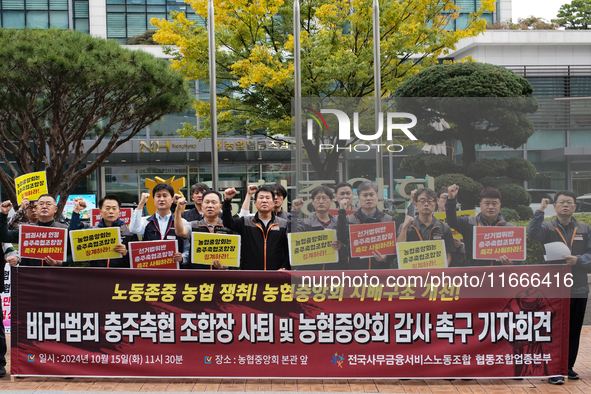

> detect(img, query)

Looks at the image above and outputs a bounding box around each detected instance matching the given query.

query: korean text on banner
[434,210,476,240]
[69,227,121,262]
[18,224,67,262]
[473,227,526,261]
[397,240,447,269]
[349,222,396,258]
[11,265,571,378]
[129,240,179,269]
[191,233,241,268]
[289,230,338,266]
[91,208,133,226]
[14,171,48,204]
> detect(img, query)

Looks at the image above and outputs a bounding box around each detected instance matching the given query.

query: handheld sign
[129,240,179,269]
[434,210,476,240]
[192,233,241,268]
[288,230,338,267]
[473,227,526,261]
[90,208,133,226]
[396,240,447,269]
[349,222,396,258]
[19,224,67,262]
[15,171,48,204]
[69,227,121,262]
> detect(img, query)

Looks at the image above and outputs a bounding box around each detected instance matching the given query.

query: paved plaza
[1,328,590,393]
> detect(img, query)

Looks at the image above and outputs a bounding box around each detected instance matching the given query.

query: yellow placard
[396,240,447,269]
[288,230,338,266]
[434,210,476,240]
[69,227,122,262]
[192,232,241,267]
[15,171,48,204]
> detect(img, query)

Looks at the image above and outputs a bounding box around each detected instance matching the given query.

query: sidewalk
[2,328,591,393]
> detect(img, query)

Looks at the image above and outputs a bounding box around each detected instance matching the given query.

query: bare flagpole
[208,0,219,191]
[373,0,383,182]
[294,0,302,194]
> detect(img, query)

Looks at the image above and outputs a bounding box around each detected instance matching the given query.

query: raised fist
[447,184,459,200]
[292,198,304,211]
[224,187,237,201]
[0,200,13,215]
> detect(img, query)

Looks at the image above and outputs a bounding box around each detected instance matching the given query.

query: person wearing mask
[69,194,138,267]
[528,191,591,385]
[129,183,190,266]
[0,194,69,266]
[175,190,235,270]
[223,186,289,270]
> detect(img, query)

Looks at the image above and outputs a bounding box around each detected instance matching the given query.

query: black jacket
[222,200,289,270]
[0,212,70,266]
[337,208,395,270]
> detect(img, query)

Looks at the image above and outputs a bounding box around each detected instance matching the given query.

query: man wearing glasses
[0,194,69,266]
[398,188,455,264]
[445,185,515,266]
[7,198,39,229]
[528,191,591,385]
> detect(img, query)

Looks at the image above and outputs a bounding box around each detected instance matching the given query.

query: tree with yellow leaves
[152,0,495,180]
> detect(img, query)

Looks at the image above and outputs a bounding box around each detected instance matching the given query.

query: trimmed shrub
[515,205,533,221]
[500,207,520,222]
[435,173,483,209]
[498,184,531,209]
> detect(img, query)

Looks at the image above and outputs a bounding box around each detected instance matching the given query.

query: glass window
[49,10,68,28]
[3,0,25,10]
[49,0,67,10]
[527,130,566,150]
[74,18,89,33]
[74,0,88,17]
[25,0,47,11]
[27,10,48,27]
[2,11,25,27]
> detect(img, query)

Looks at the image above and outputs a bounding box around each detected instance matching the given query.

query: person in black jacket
[0,194,69,266]
[181,182,210,222]
[69,194,138,267]
[223,186,289,270]
[175,190,235,270]
[528,191,591,385]
[336,181,394,270]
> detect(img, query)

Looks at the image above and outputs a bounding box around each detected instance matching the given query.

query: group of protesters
[0,180,590,383]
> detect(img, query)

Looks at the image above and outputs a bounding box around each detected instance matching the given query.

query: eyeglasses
[37,202,54,207]
[26,205,37,210]
[556,201,575,206]
[417,199,435,205]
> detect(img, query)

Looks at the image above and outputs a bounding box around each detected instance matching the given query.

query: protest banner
[129,240,178,269]
[18,225,67,262]
[69,227,121,262]
[11,265,571,378]
[192,233,241,268]
[15,171,48,204]
[434,210,476,240]
[473,227,527,261]
[2,264,10,333]
[396,240,447,269]
[288,230,338,267]
[90,208,133,226]
[349,222,396,258]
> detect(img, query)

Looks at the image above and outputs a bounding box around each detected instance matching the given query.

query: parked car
[576,194,591,213]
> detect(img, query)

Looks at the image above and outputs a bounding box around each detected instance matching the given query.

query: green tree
[487,16,557,30]
[554,0,591,29]
[393,62,538,170]
[152,0,495,180]
[0,29,193,215]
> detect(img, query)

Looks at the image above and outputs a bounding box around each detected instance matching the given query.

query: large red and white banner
[11,265,570,378]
